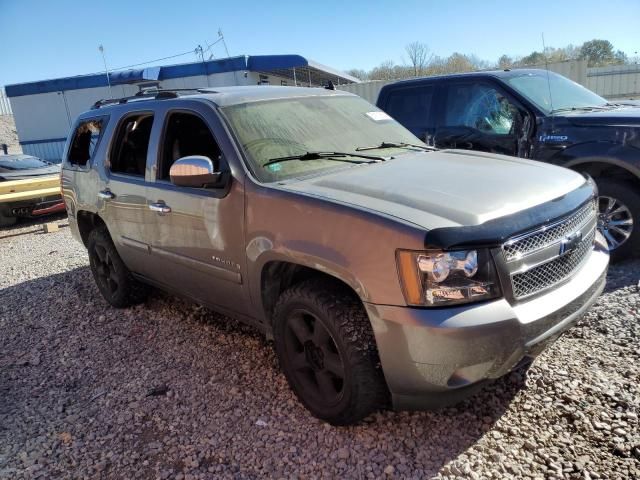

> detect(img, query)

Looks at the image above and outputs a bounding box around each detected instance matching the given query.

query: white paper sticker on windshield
[365,111,392,122]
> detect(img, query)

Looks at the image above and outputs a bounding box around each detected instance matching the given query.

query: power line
[110,48,198,71]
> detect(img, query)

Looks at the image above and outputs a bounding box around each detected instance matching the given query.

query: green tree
[579,39,622,67]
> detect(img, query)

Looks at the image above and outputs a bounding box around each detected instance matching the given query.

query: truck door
[100,111,155,277]
[381,85,437,144]
[144,103,250,317]
[434,81,527,156]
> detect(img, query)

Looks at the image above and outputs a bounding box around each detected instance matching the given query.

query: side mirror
[169,155,225,188]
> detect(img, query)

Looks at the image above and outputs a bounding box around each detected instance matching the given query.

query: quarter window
[110,113,154,176]
[445,83,515,135]
[159,112,221,181]
[68,119,104,166]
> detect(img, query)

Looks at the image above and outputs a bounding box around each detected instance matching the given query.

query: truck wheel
[87,226,149,307]
[273,278,388,425]
[596,179,639,261]
[0,207,17,227]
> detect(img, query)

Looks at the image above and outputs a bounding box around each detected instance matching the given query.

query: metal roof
[5,54,359,98]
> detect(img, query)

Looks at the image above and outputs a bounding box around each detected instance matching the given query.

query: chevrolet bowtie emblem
[559,231,583,256]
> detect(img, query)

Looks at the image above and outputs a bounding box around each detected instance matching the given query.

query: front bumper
[364,243,609,410]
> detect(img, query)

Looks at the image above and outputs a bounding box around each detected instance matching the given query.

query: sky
[1,0,639,86]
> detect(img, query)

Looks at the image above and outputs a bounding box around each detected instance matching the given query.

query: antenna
[541,33,555,129]
[98,45,113,99]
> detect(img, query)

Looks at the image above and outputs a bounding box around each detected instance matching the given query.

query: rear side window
[159,112,221,180]
[110,113,154,176]
[68,119,104,166]
[384,86,434,136]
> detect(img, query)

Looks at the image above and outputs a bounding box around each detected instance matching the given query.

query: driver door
[434,82,522,156]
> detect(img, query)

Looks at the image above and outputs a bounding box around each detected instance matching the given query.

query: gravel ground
[1,218,639,479]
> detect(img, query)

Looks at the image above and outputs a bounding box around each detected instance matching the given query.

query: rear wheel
[87,226,149,307]
[596,179,639,261]
[273,279,388,425]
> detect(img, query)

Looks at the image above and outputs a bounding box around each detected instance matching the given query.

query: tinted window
[68,119,104,166]
[159,112,221,180]
[384,86,434,136]
[445,83,514,135]
[110,114,154,176]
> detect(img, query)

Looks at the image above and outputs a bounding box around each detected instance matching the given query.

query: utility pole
[98,45,113,99]
[218,29,238,85]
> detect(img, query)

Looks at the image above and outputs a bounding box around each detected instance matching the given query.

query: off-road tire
[273,278,388,425]
[596,179,640,262]
[0,207,17,227]
[87,226,149,307]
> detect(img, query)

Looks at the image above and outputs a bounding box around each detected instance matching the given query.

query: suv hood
[280,150,585,229]
[562,106,640,127]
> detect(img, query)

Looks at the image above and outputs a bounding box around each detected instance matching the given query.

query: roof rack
[90,87,217,110]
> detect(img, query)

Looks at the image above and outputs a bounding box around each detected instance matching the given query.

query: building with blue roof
[5,54,359,161]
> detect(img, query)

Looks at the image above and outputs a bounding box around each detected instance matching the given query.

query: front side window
[506,71,607,114]
[159,112,221,181]
[445,83,515,135]
[384,86,434,137]
[221,95,423,182]
[110,113,154,176]
[68,119,104,166]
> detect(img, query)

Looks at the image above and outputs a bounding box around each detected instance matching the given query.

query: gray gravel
[1,219,639,479]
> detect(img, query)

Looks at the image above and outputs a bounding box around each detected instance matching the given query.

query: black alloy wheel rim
[284,309,346,407]
[93,244,119,294]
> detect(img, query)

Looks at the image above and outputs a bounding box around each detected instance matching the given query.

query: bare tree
[405,41,432,77]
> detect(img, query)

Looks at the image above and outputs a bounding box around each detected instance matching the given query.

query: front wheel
[273,279,388,425]
[596,179,639,261]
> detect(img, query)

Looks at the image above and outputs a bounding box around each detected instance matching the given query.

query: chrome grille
[511,226,596,299]
[503,200,596,261]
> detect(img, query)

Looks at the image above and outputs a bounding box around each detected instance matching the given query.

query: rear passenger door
[380,84,437,143]
[434,81,521,156]
[144,103,248,316]
[101,111,156,277]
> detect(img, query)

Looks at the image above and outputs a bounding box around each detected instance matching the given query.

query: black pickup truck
[377,69,640,260]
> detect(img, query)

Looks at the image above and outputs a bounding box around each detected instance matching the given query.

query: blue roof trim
[247,54,308,71]
[6,54,357,97]
[160,56,248,80]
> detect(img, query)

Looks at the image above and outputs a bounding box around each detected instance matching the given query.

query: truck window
[110,114,154,177]
[68,119,104,166]
[445,83,514,135]
[159,112,221,180]
[384,86,434,137]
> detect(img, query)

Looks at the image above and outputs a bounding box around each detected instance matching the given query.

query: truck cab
[377,69,640,260]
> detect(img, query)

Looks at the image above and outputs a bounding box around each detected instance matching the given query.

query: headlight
[396,249,501,306]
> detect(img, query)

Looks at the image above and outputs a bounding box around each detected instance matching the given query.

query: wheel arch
[259,258,366,324]
[76,210,108,247]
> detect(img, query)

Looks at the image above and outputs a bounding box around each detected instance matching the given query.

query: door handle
[149,202,171,214]
[97,190,115,200]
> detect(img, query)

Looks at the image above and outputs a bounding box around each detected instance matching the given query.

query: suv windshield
[221,95,425,182]
[506,71,608,115]
[0,155,52,172]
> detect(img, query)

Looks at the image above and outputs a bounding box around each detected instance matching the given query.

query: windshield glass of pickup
[506,71,608,114]
[221,95,424,182]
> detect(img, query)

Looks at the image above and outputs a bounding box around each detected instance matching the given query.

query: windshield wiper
[262,151,387,168]
[355,141,436,152]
